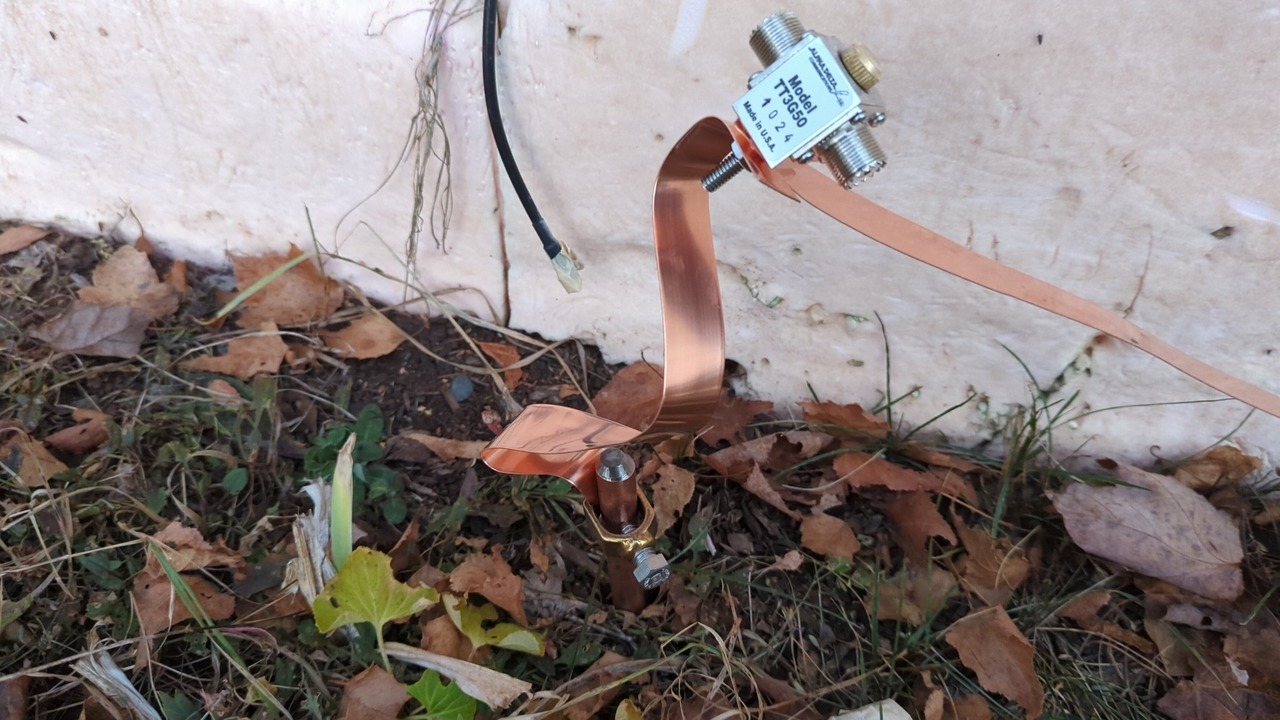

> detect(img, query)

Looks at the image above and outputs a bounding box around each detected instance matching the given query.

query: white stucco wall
[4,1,1279,463]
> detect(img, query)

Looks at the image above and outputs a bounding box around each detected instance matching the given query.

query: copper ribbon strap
[481,118,733,502]
[484,116,1280,496]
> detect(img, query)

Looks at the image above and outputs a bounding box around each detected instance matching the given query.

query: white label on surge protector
[733,35,860,167]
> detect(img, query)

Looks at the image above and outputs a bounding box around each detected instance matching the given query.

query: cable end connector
[550,244,584,294]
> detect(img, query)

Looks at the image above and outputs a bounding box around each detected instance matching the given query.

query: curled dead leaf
[945,606,1044,719]
[1175,446,1262,491]
[339,664,410,720]
[44,411,109,455]
[592,361,663,431]
[836,452,976,502]
[477,341,525,391]
[800,512,859,561]
[31,301,154,357]
[799,400,889,440]
[868,563,956,627]
[1051,465,1244,600]
[763,550,804,574]
[880,491,956,565]
[1059,591,1155,654]
[390,432,488,463]
[322,313,407,360]
[449,547,528,626]
[1,430,69,487]
[78,245,179,319]
[150,522,244,572]
[231,245,343,327]
[0,224,51,255]
[705,430,834,481]
[701,391,774,445]
[952,516,1033,607]
[183,324,288,380]
[651,463,696,535]
[130,566,235,638]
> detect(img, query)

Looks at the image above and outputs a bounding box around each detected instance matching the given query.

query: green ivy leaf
[222,467,248,495]
[406,670,477,720]
[312,547,437,664]
[443,594,544,656]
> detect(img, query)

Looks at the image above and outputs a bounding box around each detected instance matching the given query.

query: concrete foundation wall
[4,1,1279,463]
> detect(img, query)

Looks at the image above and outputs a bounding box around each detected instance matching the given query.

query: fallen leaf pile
[31,244,180,357]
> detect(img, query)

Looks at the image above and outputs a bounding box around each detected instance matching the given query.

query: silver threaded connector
[820,122,887,188]
[749,11,806,67]
[702,154,747,192]
[620,522,671,589]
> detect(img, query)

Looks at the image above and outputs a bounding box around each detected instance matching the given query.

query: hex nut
[633,552,671,589]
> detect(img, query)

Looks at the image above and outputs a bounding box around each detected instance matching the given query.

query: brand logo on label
[808,45,850,107]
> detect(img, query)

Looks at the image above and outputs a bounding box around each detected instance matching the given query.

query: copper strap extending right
[733,123,1280,420]
[484,115,1280,503]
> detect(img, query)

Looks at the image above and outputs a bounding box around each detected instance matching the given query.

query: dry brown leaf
[1253,500,1280,525]
[339,665,410,720]
[1059,591,1155,653]
[704,430,833,481]
[1175,446,1262,491]
[754,673,824,720]
[387,519,420,573]
[151,522,244,572]
[800,400,889,439]
[529,536,551,573]
[592,361,663,431]
[945,606,1044,719]
[449,547,527,626]
[763,550,804,574]
[901,445,981,473]
[667,576,702,628]
[0,224,50,255]
[206,379,241,403]
[1157,678,1280,720]
[31,301,154,357]
[1144,618,1198,677]
[800,512,859,561]
[701,391,774,445]
[420,613,473,660]
[881,491,956,565]
[869,563,956,626]
[916,681,944,720]
[742,464,801,519]
[1051,465,1244,600]
[0,430,68,487]
[952,516,1033,606]
[476,341,525,391]
[321,314,406,360]
[0,675,29,720]
[78,245,179,319]
[395,432,488,462]
[1225,624,1280,689]
[564,652,630,720]
[231,245,343,327]
[166,259,189,293]
[44,413,109,455]
[183,324,287,380]
[836,452,976,502]
[651,464,696,535]
[943,695,994,720]
[130,566,235,637]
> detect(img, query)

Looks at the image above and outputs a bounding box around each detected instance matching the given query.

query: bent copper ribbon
[481,118,733,503]
[483,116,1280,500]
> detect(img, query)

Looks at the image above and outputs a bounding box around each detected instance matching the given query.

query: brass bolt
[841,44,881,91]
